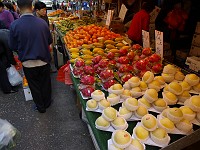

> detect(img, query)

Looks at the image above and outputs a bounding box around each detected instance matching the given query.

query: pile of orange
[47,9,64,17]
[64,24,121,48]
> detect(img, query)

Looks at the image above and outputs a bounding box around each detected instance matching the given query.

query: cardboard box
[150,6,161,23]
[189,46,200,57]
[195,22,200,34]
[192,34,200,47]
[185,56,200,72]
[23,87,33,101]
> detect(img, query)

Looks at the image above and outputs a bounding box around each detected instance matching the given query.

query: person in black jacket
[9,0,53,113]
[0,29,17,94]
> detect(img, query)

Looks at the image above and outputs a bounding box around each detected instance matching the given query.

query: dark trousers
[23,64,52,110]
[0,61,12,93]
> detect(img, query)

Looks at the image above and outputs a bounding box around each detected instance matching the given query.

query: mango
[104,40,115,45]
[81,55,93,59]
[115,43,125,48]
[93,42,104,48]
[106,44,116,49]
[115,37,123,42]
[69,48,79,53]
[81,49,92,55]
[82,44,91,49]
[70,53,79,59]
[93,48,103,53]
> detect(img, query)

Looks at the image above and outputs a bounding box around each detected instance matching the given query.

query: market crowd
[0,0,52,113]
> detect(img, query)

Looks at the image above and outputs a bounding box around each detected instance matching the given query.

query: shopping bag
[0,119,20,149]
[64,62,73,85]
[6,65,22,86]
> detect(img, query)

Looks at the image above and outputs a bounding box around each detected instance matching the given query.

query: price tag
[155,30,163,59]
[142,30,150,48]
[106,10,114,27]
[118,4,128,21]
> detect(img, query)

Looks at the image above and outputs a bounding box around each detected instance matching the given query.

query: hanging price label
[155,30,163,59]
[106,10,114,27]
[119,4,128,21]
[142,30,150,48]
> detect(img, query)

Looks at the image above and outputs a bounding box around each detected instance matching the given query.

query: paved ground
[0,70,95,150]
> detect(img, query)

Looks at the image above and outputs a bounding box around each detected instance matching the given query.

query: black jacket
[0,29,16,68]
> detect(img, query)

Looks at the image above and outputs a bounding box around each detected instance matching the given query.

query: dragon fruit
[99,69,114,81]
[98,59,109,68]
[118,64,133,73]
[103,79,116,90]
[121,73,133,83]
[81,86,95,97]
[92,55,102,65]
[80,75,95,85]
[117,56,129,64]
[74,59,85,68]
[73,67,84,77]
[83,65,95,76]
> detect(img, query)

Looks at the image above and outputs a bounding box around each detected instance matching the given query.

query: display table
[70,73,200,150]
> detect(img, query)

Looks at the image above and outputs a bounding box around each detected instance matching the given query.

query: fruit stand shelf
[70,72,200,150]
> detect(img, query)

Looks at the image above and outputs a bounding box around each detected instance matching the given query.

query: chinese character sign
[142,30,150,48]
[155,30,163,59]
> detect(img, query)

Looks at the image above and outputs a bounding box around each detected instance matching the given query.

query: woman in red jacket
[127,1,155,45]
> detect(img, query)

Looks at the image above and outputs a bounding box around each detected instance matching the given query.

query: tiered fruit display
[47,9,64,17]
[55,17,96,35]
[69,38,163,88]
[64,24,121,48]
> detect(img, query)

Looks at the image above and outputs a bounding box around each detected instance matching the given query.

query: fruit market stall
[67,35,200,149]
[48,9,200,149]
[70,62,200,150]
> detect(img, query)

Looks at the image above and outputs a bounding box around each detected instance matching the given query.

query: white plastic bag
[0,119,20,149]
[6,65,22,86]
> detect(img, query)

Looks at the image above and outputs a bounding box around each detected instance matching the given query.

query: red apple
[132,44,142,50]
[135,60,148,70]
[140,54,146,59]
[118,64,133,73]
[119,48,128,56]
[149,54,161,63]
[142,47,152,56]
[133,55,140,61]
[107,52,115,60]
[127,51,135,61]
[152,63,163,73]
[118,56,129,64]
